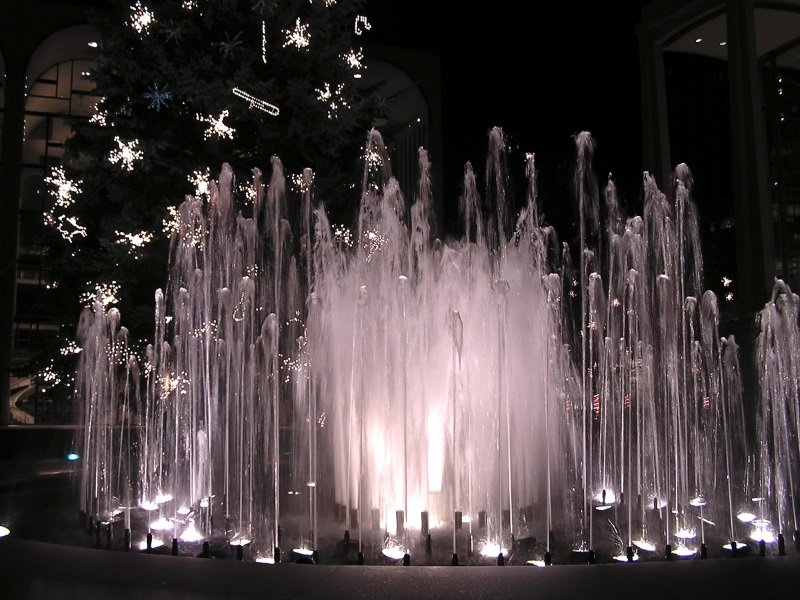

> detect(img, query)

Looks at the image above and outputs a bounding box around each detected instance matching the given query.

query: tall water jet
[72,128,773,564]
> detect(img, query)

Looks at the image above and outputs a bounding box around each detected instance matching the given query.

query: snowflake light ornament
[44,167,81,209]
[188,168,213,199]
[343,48,365,78]
[196,110,235,140]
[80,281,121,308]
[108,137,143,171]
[283,18,311,50]
[130,1,155,35]
[144,83,172,111]
[315,82,349,119]
[115,230,154,257]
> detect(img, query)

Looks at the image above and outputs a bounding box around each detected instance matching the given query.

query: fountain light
[149,517,173,531]
[674,527,696,539]
[199,497,211,508]
[293,547,314,556]
[526,559,547,567]
[66,452,80,461]
[382,544,406,560]
[737,512,756,523]
[722,541,745,551]
[613,552,639,562]
[0,525,10,537]
[689,496,706,507]
[178,520,203,543]
[155,493,173,504]
[230,536,251,546]
[593,489,615,511]
[140,500,159,511]
[138,537,163,550]
[177,506,191,516]
[671,544,696,557]
[750,527,775,544]
[255,556,276,564]
[633,539,656,552]
[479,541,508,558]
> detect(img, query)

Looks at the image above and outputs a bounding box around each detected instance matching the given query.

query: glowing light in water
[480,541,507,558]
[179,520,203,542]
[750,527,775,544]
[723,542,745,551]
[138,537,163,550]
[613,552,638,562]
[255,556,276,564]
[675,527,696,539]
[633,539,656,552]
[737,512,756,523]
[526,559,547,567]
[671,545,696,557]
[154,493,173,504]
[382,544,406,560]
[177,506,191,516]
[0,526,10,537]
[66,453,80,461]
[293,547,314,556]
[230,537,251,546]
[139,500,158,511]
[689,496,706,507]
[149,517,172,531]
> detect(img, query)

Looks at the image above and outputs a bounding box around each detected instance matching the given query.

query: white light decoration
[354,15,371,35]
[283,18,311,50]
[188,168,213,198]
[315,82,349,119]
[54,215,88,243]
[129,1,155,34]
[90,110,108,127]
[80,281,121,308]
[238,182,257,205]
[309,0,337,5]
[721,276,732,287]
[115,230,154,256]
[60,340,82,356]
[261,20,267,63]
[108,136,143,171]
[232,87,279,116]
[39,362,62,389]
[163,205,182,237]
[196,109,235,140]
[181,0,197,9]
[333,224,353,247]
[290,172,312,194]
[342,47,364,72]
[44,167,81,209]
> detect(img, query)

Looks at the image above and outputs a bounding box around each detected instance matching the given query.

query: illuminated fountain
[74,128,793,564]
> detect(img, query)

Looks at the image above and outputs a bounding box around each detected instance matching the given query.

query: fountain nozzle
[402,553,411,566]
[451,553,459,566]
[497,552,505,566]
[778,533,786,556]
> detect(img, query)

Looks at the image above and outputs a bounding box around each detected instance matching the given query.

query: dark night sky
[367,1,647,234]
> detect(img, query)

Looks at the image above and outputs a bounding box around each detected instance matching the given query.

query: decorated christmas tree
[39,0,374,400]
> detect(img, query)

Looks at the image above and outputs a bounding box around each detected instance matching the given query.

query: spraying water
[75,128,792,563]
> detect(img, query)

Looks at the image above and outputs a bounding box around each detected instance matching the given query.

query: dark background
[368,1,647,237]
